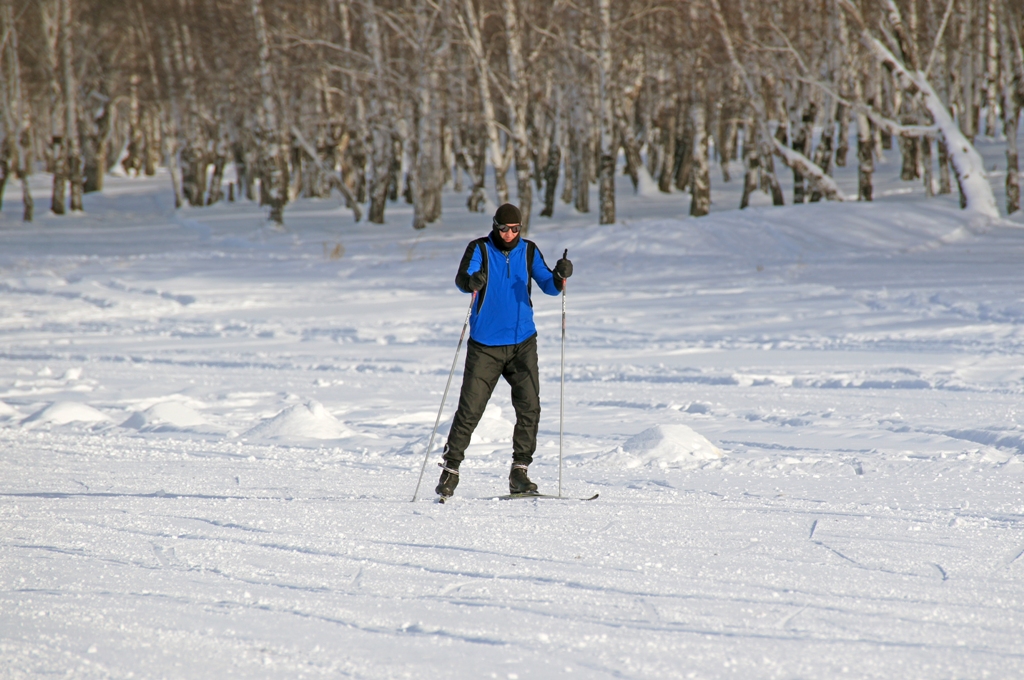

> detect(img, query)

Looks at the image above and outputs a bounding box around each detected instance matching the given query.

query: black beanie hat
[494,203,522,225]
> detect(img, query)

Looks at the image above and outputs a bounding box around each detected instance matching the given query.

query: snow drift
[243,400,353,440]
[21,402,111,428]
[613,424,723,469]
[121,402,219,434]
[0,401,21,421]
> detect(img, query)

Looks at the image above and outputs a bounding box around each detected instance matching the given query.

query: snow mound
[22,402,111,427]
[0,401,22,421]
[244,400,353,440]
[439,403,513,444]
[616,424,723,469]
[121,402,215,433]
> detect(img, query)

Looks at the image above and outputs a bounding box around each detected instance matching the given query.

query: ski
[491,491,598,501]
[437,493,599,503]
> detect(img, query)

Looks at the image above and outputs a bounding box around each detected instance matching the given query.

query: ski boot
[509,463,539,495]
[435,461,460,501]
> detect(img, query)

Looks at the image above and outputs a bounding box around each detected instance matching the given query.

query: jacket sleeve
[455,240,483,293]
[530,245,562,295]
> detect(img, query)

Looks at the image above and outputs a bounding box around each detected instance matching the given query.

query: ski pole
[412,291,476,502]
[558,249,567,499]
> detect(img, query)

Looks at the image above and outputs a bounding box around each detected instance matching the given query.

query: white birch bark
[689,100,711,216]
[362,0,392,224]
[984,0,999,137]
[40,0,66,214]
[710,0,844,202]
[457,0,509,205]
[1,0,32,220]
[842,0,999,216]
[854,73,874,201]
[739,119,760,208]
[597,0,615,224]
[251,0,288,224]
[60,0,81,212]
[1000,16,1021,213]
[501,0,533,229]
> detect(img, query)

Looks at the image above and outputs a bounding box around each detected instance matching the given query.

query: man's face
[498,224,520,243]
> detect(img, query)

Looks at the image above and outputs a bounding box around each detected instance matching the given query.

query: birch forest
[1,0,1022,230]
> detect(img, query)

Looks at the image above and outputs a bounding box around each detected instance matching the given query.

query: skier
[435,203,573,500]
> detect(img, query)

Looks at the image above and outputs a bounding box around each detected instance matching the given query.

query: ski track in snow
[2,143,1024,678]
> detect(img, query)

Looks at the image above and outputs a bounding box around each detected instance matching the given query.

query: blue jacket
[456,233,562,346]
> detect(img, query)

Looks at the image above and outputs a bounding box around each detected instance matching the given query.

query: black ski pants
[444,334,541,467]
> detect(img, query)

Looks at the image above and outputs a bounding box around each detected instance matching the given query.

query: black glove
[468,270,487,291]
[554,256,573,280]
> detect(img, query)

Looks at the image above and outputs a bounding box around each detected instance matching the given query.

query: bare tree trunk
[123,72,143,175]
[937,139,953,193]
[0,151,7,212]
[740,120,760,208]
[388,135,402,202]
[459,128,487,212]
[921,135,935,197]
[835,102,850,166]
[1007,108,1021,214]
[792,100,815,204]
[810,97,836,202]
[2,0,31,221]
[597,0,615,224]
[761,157,785,205]
[855,73,874,201]
[41,0,65,214]
[458,0,509,205]
[958,0,977,141]
[59,0,83,212]
[162,118,184,209]
[983,0,999,138]
[690,102,711,216]
[21,175,33,220]
[719,72,741,182]
[616,106,643,192]
[502,0,533,230]
[541,112,561,217]
[252,0,288,224]
[674,105,693,192]
[207,139,227,205]
[83,94,112,194]
[560,131,573,204]
[573,113,590,213]
[144,109,160,176]
[412,39,444,231]
[180,145,207,206]
[362,0,391,224]
[1002,13,1022,214]
[51,136,67,214]
[657,108,676,193]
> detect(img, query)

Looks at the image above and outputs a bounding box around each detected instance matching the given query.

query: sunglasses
[493,219,521,234]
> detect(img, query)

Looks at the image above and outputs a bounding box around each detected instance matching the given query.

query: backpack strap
[456,236,491,313]
[474,237,488,313]
[526,239,536,299]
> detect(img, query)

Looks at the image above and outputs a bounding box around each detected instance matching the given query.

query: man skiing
[435,203,573,500]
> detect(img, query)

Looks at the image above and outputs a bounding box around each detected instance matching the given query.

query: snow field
[2,144,1024,678]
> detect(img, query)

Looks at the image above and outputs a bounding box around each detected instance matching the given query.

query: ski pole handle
[561,249,568,292]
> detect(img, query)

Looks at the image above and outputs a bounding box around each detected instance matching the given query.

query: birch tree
[1,0,33,220]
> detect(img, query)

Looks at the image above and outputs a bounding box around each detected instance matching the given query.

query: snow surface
[2,138,1024,678]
